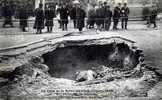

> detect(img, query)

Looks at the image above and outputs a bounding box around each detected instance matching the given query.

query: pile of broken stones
[0,49,161,100]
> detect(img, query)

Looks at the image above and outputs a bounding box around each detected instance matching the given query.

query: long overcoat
[70,7,77,20]
[96,7,105,25]
[19,7,28,27]
[34,8,45,29]
[76,8,86,29]
[45,9,55,26]
[60,7,69,24]
[113,7,121,20]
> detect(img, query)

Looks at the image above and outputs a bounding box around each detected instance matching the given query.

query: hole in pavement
[1,39,161,98]
[42,42,139,80]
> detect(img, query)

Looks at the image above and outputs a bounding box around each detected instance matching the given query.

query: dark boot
[47,27,50,32]
[50,27,53,32]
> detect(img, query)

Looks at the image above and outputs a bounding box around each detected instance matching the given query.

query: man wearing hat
[76,5,86,32]
[113,3,121,30]
[121,3,130,30]
[148,5,158,29]
[104,5,112,31]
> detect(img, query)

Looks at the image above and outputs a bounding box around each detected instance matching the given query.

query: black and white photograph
[0,0,162,100]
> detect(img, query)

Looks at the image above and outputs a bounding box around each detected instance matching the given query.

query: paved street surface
[0,20,162,66]
[0,20,161,48]
[0,20,162,69]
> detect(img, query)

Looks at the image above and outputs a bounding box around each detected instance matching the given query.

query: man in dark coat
[70,5,77,28]
[87,6,96,29]
[45,6,55,33]
[34,3,45,34]
[76,5,86,32]
[121,3,129,30]
[19,4,28,32]
[142,4,150,24]
[96,3,105,30]
[104,6,112,31]
[60,4,69,31]
[113,3,121,30]
[148,5,158,28]
[2,2,14,28]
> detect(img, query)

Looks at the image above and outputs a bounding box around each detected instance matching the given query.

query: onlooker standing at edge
[113,3,121,30]
[56,4,62,29]
[60,4,69,31]
[34,3,45,34]
[148,5,158,29]
[2,2,14,28]
[104,6,112,31]
[18,4,28,32]
[121,3,129,30]
[70,5,77,29]
[45,5,55,33]
[76,5,86,32]
[100,3,106,30]
[96,3,104,31]
[87,5,96,29]
[142,4,150,25]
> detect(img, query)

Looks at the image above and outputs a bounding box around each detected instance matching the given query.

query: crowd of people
[86,2,129,31]
[0,1,159,34]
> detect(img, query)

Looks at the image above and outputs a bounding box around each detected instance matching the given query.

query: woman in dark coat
[60,5,69,31]
[34,3,45,34]
[76,5,86,32]
[19,5,28,32]
[45,6,55,33]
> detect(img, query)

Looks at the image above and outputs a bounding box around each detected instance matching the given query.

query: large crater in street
[0,36,161,99]
[43,42,139,80]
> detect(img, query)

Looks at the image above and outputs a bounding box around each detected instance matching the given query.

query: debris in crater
[0,40,161,99]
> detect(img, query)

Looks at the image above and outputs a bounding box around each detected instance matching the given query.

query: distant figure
[60,4,69,31]
[148,5,158,29]
[70,5,77,28]
[87,5,96,29]
[96,3,104,30]
[113,3,121,30]
[121,3,130,30]
[104,6,112,31]
[56,4,62,29]
[2,2,14,28]
[142,4,150,24]
[45,5,55,33]
[76,5,86,32]
[34,3,45,34]
[19,4,28,32]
